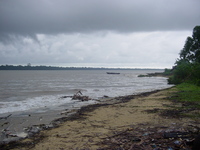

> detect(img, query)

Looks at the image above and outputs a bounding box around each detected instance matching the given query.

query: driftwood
[72,91,91,101]
[0,114,12,120]
[60,91,91,101]
[60,96,72,99]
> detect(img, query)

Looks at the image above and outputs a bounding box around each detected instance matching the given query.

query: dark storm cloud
[0,0,199,41]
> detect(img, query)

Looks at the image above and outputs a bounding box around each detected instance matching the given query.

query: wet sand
[2,87,199,149]
[0,100,98,144]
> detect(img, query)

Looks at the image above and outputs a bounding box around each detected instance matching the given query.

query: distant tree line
[0,65,132,70]
[168,26,200,85]
[0,65,74,70]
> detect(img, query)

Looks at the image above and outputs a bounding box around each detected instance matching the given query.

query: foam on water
[0,95,66,114]
[0,95,97,114]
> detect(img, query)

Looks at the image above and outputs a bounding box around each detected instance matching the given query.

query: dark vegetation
[161,26,200,119]
[138,70,171,77]
[167,26,200,85]
[161,26,200,120]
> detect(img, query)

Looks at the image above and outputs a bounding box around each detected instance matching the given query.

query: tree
[179,26,200,63]
[169,26,200,85]
[191,26,200,63]
[179,36,193,62]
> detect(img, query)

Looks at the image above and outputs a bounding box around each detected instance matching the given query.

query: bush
[168,61,200,85]
[163,68,172,76]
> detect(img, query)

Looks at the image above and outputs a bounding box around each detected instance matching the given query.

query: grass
[176,83,200,104]
[157,83,200,119]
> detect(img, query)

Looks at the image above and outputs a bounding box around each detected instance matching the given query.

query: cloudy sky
[0,0,199,68]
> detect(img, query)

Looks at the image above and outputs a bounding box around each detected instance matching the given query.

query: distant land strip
[0,65,160,70]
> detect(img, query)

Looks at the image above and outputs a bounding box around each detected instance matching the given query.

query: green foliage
[169,62,200,85]
[176,83,200,103]
[192,26,200,63]
[138,74,147,77]
[169,26,200,85]
[180,26,200,63]
[164,83,200,119]
[179,36,194,62]
[168,60,191,84]
[163,68,172,76]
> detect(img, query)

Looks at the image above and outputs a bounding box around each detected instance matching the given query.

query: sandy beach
[2,87,200,150]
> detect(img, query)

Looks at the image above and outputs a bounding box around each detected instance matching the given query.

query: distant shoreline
[0,65,164,70]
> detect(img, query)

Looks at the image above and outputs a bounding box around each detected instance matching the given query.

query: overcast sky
[0,0,199,68]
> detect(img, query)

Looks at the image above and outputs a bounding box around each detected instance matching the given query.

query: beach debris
[106,72,120,75]
[8,132,28,138]
[23,124,54,138]
[59,91,92,101]
[60,95,72,99]
[60,109,77,115]
[15,132,28,138]
[1,129,27,139]
[1,122,9,127]
[103,95,109,98]
[1,129,11,138]
[72,91,91,101]
[163,131,190,138]
[0,114,12,120]
[98,123,198,150]
[26,126,41,134]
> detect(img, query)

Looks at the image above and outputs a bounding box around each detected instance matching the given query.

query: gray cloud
[0,0,199,41]
[0,31,190,68]
[0,0,199,68]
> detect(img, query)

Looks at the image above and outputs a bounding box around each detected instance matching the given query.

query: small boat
[106,72,120,75]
